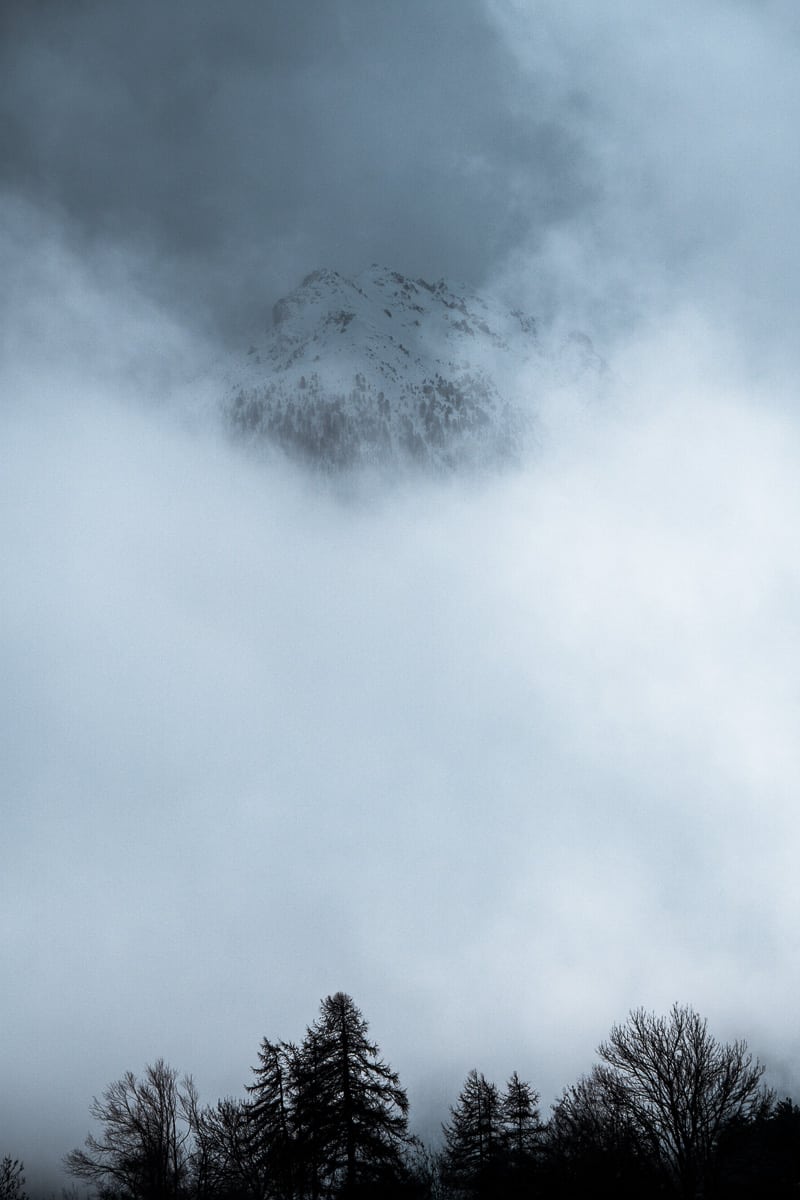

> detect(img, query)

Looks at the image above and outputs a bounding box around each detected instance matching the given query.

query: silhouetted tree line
[21,997,794,1200]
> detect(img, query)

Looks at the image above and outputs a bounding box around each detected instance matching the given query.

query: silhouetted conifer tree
[246,994,410,1199]
[440,1071,502,1198]
[500,1072,541,1160]
[291,1026,330,1200]
[499,1072,542,1194]
[247,1040,297,1200]
[294,993,410,1198]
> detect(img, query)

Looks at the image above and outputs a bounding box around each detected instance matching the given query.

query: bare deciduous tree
[188,1096,263,1200]
[65,1059,196,1200]
[595,1003,771,1198]
[547,1068,662,1196]
[0,1158,27,1200]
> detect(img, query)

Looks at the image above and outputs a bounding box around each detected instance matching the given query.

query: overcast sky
[4,1,800,1192]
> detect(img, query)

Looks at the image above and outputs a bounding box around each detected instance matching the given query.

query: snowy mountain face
[223,265,602,474]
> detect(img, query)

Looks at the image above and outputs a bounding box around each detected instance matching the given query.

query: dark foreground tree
[245,1039,298,1200]
[499,1073,542,1194]
[546,1069,665,1197]
[188,1096,264,1200]
[295,992,411,1198]
[65,1059,196,1200]
[439,1068,544,1197]
[595,1003,770,1198]
[440,1070,502,1198]
[710,1096,800,1199]
[245,994,411,1199]
[0,1159,27,1200]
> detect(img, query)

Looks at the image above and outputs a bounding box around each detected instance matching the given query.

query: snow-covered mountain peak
[267,264,538,365]
[224,265,600,473]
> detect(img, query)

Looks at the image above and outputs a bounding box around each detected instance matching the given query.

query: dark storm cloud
[0,0,589,337]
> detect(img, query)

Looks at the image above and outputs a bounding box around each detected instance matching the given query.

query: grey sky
[3,2,800,1194]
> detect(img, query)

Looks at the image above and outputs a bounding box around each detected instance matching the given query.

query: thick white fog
[4,0,800,1191]
[4,201,800,1187]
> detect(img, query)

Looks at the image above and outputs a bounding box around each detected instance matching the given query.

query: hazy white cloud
[5,197,800,1188]
[487,0,800,356]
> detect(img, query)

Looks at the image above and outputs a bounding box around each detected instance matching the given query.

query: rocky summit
[224,265,601,473]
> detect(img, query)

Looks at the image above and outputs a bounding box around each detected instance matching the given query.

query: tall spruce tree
[440,1070,502,1198]
[247,1040,298,1200]
[291,1025,335,1200]
[295,992,410,1198]
[500,1072,542,1175]
[247,994,410,1199]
